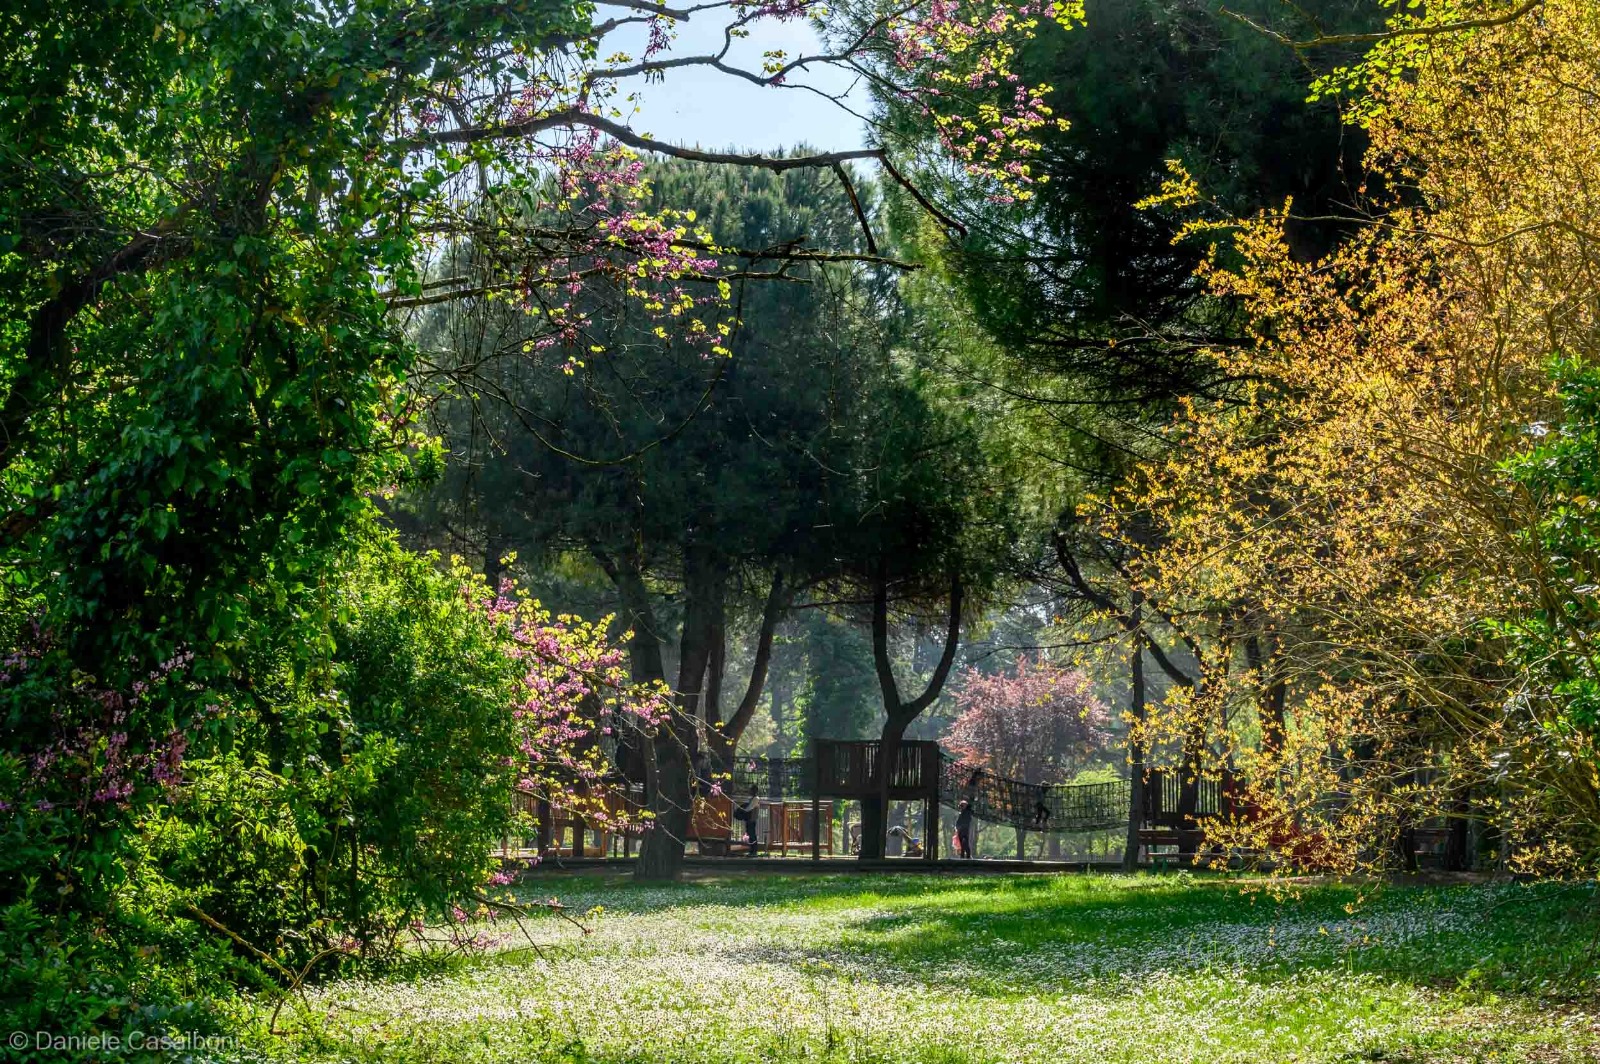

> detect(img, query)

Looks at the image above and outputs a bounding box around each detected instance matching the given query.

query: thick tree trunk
[859,717,908,860]
[635,735,695,880]
[636,738,696,880]
[608,547,718,883]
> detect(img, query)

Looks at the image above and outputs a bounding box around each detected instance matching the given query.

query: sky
[596,15,873,155]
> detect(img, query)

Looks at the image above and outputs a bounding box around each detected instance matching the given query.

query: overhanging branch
[1222,0,1543,50]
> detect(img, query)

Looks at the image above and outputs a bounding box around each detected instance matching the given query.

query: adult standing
[736,784,761,855]
[955,799,975,859]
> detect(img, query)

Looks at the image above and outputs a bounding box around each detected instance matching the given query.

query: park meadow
[4,0,1600,1061]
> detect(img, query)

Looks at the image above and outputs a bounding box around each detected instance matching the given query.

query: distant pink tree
[942,657,1111,785]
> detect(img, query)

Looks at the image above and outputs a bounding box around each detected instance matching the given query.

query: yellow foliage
[1105,0,1600,873]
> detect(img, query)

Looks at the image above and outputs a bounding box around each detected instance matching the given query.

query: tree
[796,613,883,747]
[1099,0,1600,874]
[410,156,923,879]
[863,0,1382,868]
[878,0,1371,405]
[0,523,667,1035]
[840,365,1019,859]
[942,655,1110,856]
[943,657,1111,786]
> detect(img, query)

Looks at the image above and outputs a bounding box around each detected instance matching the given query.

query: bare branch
[428,109,884,172]
[833,162,879,256]
[1222,0,1544,51]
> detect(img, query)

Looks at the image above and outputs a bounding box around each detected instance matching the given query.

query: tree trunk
[859,717,908,860]
[634,550,718,882]
[483,531,511,591]
[1445,792,1471,872]
[859,567,964,862]
[1176,722,1205,857]
[635,736,692,880]
[704,587,726,742]
[591,548,672,869]
[1122,608,1148,873]
[1246,633,1288,757]
[706,571,787,768]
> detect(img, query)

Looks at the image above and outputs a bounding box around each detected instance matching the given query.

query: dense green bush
[1502,359,1600,737]
[134,536,526,964]
[1495,358,1600,864]
[0,532,534,1052]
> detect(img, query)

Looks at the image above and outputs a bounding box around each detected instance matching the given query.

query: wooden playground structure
[510,782,840,860]
[684,792,837,856]
[503,737,1251,867]
[505,738,1480,872]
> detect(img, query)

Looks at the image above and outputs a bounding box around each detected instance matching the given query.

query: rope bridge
[728,752,1136,834]
[938,754,1127,833]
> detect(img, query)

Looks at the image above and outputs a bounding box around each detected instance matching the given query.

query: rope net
[938,754,1127,833]
[728,754,1130,834]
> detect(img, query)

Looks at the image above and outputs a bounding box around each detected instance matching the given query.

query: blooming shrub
[0,531,665,1052]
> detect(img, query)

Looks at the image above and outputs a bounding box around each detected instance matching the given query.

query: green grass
[248,873,1600,1063]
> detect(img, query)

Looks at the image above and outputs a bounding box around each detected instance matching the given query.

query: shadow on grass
[516,870,1600,1006]
[513,865,1196,914]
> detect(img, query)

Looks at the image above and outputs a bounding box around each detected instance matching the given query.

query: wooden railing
[1142,769,1237,828]
[812,739,940,798]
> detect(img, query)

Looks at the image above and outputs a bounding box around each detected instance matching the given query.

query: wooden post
[924,744,939,862]
[812,740,822,863]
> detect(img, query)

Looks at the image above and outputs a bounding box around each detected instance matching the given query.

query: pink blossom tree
[943,656,1111,787]
[942,657,1111,857]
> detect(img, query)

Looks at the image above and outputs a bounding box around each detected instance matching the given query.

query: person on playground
[1032,799,1052,831]
[736,784,760,855]
[887,823,924,857]
[955,799,974,859]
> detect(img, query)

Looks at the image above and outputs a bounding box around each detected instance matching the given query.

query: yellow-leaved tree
[1098,0,1600,873]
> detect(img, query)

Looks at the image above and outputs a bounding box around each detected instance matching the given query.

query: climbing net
[729,754,1130,833]
[938,754,1128,833]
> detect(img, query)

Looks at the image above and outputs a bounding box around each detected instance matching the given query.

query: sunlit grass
[250,873,1600,1063]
